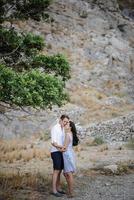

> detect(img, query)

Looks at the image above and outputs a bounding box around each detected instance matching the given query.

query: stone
[103,164,118,173]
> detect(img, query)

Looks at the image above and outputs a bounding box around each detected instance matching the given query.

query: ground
[0,137,134,199]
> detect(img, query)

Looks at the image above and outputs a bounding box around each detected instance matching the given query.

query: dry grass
[0,147,50,163]
[69,86,106,108]
[0,139,27,154]
[0,170,51,200]
[79,103,134,125]
[0,137,52,200]
[0,139,50,163]
[67,80,134,124]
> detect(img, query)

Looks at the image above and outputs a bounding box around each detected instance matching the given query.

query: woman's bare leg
[64,172,74,196]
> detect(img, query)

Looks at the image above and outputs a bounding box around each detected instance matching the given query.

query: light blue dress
[63,133,76,173]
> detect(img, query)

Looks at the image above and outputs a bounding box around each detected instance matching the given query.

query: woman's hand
[60,146,66,152]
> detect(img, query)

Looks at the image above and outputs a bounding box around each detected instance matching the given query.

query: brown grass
[66,79,134,124]
[0,139,27,153]
[0,170,51,200]
[69,86,106,108]
[0,139,50,163]
[0,148,50,163]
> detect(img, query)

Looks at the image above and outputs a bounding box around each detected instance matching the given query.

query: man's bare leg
[52,170,60,193]
[56,170,62,191]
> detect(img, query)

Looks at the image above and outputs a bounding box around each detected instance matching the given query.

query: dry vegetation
[0,137,134,199]
[0,139,50,164]
[125,138,134,150]
[66,84,134,124]
[0,170,52,200]
[0,137,52,199]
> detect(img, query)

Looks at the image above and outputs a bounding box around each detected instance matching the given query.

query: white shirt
[51,123,65,153]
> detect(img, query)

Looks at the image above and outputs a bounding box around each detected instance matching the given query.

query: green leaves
[0,28,45,70]
[0,28,22,54]
[23,33,45,52]
[0,65,68,108]
[32,54,71,81]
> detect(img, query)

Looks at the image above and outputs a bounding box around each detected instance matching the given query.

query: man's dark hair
[60,114,69,120]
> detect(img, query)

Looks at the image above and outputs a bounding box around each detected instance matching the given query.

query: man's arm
[51,126,63,151]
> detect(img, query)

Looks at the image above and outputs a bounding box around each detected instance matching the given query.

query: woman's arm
[51,142,63,150]
[63,132,70,149]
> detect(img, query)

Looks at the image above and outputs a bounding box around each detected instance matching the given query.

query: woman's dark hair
[60,114,69,120]
[69,121,79,146]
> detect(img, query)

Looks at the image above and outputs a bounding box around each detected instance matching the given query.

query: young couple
[50,114,76,198]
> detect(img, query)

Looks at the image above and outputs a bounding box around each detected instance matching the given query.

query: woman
[62,121,76,198]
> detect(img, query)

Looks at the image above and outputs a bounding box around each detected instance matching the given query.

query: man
[51,114,69,197]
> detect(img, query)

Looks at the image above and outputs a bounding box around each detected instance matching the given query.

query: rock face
[0,0,134,140]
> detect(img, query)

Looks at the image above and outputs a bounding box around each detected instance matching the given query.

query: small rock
[103,164,118,173]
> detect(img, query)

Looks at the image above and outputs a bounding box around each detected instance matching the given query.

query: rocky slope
[0,0,134,140]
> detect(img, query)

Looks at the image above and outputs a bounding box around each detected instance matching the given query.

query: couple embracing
[51,114,78,198]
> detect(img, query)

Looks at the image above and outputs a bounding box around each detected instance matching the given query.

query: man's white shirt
[51,123,65,152]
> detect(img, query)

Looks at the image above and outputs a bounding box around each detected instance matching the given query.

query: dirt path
[39,173,134,200]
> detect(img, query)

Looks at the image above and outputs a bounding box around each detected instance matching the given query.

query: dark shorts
[51,151,64,170]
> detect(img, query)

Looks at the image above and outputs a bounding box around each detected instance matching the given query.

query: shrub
[23,33,45,52]
[126,138,134,150]
[0,28,22,54]
[93,137,104,146]
[117,162,129,175]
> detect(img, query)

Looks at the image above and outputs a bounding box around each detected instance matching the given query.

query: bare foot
[67,193,75,198]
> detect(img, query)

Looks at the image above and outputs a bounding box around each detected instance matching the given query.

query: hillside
[0,1,134,199]
[0,0,134,138]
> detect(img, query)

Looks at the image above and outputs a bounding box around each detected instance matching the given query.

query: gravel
[56,174,134,200]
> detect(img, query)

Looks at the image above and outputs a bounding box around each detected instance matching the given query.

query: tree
[0,0,71,111]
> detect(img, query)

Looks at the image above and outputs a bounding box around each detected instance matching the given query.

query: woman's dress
[63,133,76,173]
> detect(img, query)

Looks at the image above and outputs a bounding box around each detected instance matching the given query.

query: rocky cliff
[0,0,134,141]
